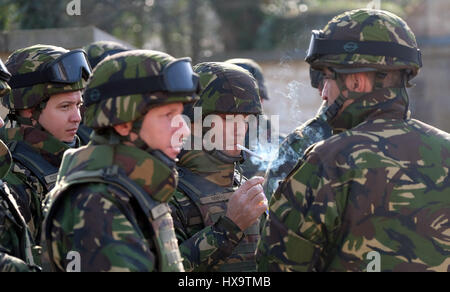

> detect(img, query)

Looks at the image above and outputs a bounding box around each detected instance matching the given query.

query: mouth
[66,128,78,135]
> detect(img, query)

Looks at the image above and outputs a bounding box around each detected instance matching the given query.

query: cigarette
[237,144,267,161]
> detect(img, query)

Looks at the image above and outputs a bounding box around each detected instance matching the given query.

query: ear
[113,122,133,136]
[19,109,34,118]
[345,72,373,93]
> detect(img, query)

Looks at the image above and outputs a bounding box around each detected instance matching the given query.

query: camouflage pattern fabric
[0,126,72,242]
[225,58,269,101]
[309,9,421,77]
[192,62,262,118]
[170,150,258,272]
[0,140,38,272]
[83,41,128,69]
[3,45,86,110]
[0,80,10,98]
[0,181,37,272]
[84,50,198,129]
[43,132,183,272]
[257,87,450,272]
[263,104,332,199]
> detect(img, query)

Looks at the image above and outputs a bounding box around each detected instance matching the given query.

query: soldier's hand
[226,176,268,231]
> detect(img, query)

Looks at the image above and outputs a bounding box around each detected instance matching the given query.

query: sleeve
[0,201,33,272]
[48,184,157,272]
[169,190,244,272]
[257,151,338,272]
[0,252,33,272]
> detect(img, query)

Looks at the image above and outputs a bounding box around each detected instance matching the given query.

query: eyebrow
[58,100,82,106]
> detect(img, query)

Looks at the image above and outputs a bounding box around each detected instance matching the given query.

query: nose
[321,79,332,102]
[173,114,191,139]
[70,106,82,124]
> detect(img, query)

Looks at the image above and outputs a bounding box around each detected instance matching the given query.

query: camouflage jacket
[0,141,38,272]
[170,150,259,272]
[257,88,450,272]
[42,133,183,272]
[263,107,332,200]
[0,126,74,242]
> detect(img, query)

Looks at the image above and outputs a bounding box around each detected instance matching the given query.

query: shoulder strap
[43,165,170,271]
[8,141,59,191]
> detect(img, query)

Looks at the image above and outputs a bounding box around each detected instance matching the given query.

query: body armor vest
[8,141,59,193]
[177,166,260,272]
[43,146,184,272]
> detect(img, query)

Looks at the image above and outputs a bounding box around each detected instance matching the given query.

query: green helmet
[306,9,422,79]
[191,62,262,118]
[225,58,269,100]
[3,45,90,111]
[83,50,200,129]
[83,41,129,69]
[0,58,11,97]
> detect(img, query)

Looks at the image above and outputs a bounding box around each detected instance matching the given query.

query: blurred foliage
[0,0,423,62]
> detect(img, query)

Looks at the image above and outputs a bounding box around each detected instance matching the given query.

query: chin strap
[116,117,178,169]
[324,68,388,127]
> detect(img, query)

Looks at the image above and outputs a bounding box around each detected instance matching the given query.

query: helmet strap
[116,116,178,167]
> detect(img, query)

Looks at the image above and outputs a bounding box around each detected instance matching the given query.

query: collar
[329,87,409,133]
[62,133,178,203]
[178,150,236,187]
[1,126,75,167]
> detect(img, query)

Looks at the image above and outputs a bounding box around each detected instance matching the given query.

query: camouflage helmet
[225,58,269,100]
[0,58,11,97]
[83,41,129,69]
[83,50,200,129]
[191,62,262,118]
[3,44,89,111]
[306,9,422,80]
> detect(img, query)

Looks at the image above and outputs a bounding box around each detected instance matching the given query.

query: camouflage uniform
[170,62,264,272]
[76,41,130,145]
[257,9,450,272]
[42,50,198,272]
[0,45,87,243]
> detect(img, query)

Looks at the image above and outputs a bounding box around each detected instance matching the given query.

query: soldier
[225,58,278,179]
[42,50,199,272]
[0,60,38,272]
[0,45,91,244]
[170,62,268,272]
[76,41,130,145]
[257,9,450,272]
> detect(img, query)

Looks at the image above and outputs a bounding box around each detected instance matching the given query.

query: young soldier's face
[39,91,82,142]
[139,102,190,159]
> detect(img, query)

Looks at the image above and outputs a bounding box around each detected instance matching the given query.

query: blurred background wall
[0,0,449,134]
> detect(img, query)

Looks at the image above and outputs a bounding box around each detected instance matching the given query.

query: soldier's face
[217,114,249,157]
[39,91,82,142]
[139,102,190,160]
